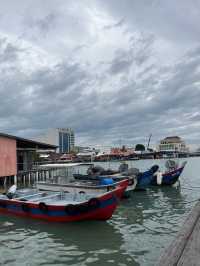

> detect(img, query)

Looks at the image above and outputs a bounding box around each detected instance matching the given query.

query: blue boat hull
[151,166,185,186]
[136,169,155,190]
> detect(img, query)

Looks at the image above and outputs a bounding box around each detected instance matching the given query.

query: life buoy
[65,204,77,215]
[39,202,48,213]
[21,203,30,213]
[88,198,100,210]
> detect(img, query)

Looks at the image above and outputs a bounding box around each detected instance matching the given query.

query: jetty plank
[157,201,200,266]
[177,216,200,265]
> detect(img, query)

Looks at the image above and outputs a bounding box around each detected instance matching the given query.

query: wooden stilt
[14,175,17,185]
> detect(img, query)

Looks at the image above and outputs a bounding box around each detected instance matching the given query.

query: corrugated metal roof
[0,132,57,149]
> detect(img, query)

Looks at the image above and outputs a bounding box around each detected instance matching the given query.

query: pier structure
[3,166,64,187]
[158,201,200,266]
[0,132,57,187]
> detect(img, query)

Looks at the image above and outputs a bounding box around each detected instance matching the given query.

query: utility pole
[147,134,152,150]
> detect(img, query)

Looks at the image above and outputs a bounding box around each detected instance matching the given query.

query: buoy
[157,171,163,185]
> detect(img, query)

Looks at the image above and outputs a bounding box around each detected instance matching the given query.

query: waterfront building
[39,128,75,153]
[0,132,56,179]
[158,136,188,153]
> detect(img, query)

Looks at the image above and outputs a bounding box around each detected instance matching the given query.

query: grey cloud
[0,37,23,64]
[103,18,125,30]
[98,0,200,45]
[0,1,200,147]
[26,13,58,37]
[109,33,155,75]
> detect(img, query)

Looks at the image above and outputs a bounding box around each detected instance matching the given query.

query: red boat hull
[0,179,128,222]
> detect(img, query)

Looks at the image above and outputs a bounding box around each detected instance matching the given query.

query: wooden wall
[0,136,17,177]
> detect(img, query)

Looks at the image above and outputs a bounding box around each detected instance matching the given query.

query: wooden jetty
[1,162,89,188]
[158,200,200,266]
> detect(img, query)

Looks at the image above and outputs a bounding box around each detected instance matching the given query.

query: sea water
[0,157,199,266]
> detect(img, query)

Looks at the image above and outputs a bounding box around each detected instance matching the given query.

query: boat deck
[0,190,97,205]
[157,200,200,266]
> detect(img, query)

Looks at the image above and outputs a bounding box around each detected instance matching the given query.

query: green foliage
[135,144,145,151]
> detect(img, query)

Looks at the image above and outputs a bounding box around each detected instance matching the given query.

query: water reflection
[0,214,139,266]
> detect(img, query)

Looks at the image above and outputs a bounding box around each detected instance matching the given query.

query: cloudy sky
[0,0,200,148]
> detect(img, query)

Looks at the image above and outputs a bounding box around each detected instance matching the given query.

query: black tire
[21,203,30,213]
[88,198,100,211]
[0,201,7,208]
[77,203,88,213]
[39,202,48,213]
[65,204,77,215]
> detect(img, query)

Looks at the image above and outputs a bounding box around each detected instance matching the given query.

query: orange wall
[0,137,17,177]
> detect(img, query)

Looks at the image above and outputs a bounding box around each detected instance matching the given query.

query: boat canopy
[39,163,92,169]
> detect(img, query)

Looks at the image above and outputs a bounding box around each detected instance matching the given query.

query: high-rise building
[39,128,75,153]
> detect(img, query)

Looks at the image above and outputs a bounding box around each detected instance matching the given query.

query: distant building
[39,128,75,153]
[158,136,188,153]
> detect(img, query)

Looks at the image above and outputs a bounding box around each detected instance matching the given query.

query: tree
[135,144,145,151]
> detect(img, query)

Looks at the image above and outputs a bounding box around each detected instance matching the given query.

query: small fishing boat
[36,178,133,194]
[74,164,159,191]
[0,180,128,222]
[38,162,137,195]
[36,176,137,197]
[151,160,187,186]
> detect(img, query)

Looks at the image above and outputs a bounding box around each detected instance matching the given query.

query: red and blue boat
[0,179,129,222]
[151,161,187,186]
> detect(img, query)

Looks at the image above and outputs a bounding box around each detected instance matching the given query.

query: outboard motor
[118,162,129,173]
[6,184,17,199]
[126,168,140,176]
[165,160,178,171]
[87,165,105,176]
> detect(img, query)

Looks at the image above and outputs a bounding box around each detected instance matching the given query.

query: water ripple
[0,158,200,265]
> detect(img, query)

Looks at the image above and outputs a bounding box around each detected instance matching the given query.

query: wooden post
[46,170,49,180]
[28,172,31,186]
[3,176,7,188]
[14,175,17,185]
[36,171,38,183]
[23,175,26,186]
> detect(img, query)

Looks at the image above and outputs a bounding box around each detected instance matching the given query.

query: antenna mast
[147,134,152,150]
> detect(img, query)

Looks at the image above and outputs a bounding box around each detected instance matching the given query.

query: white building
[38,128,75,153]
[158,136,188,153]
